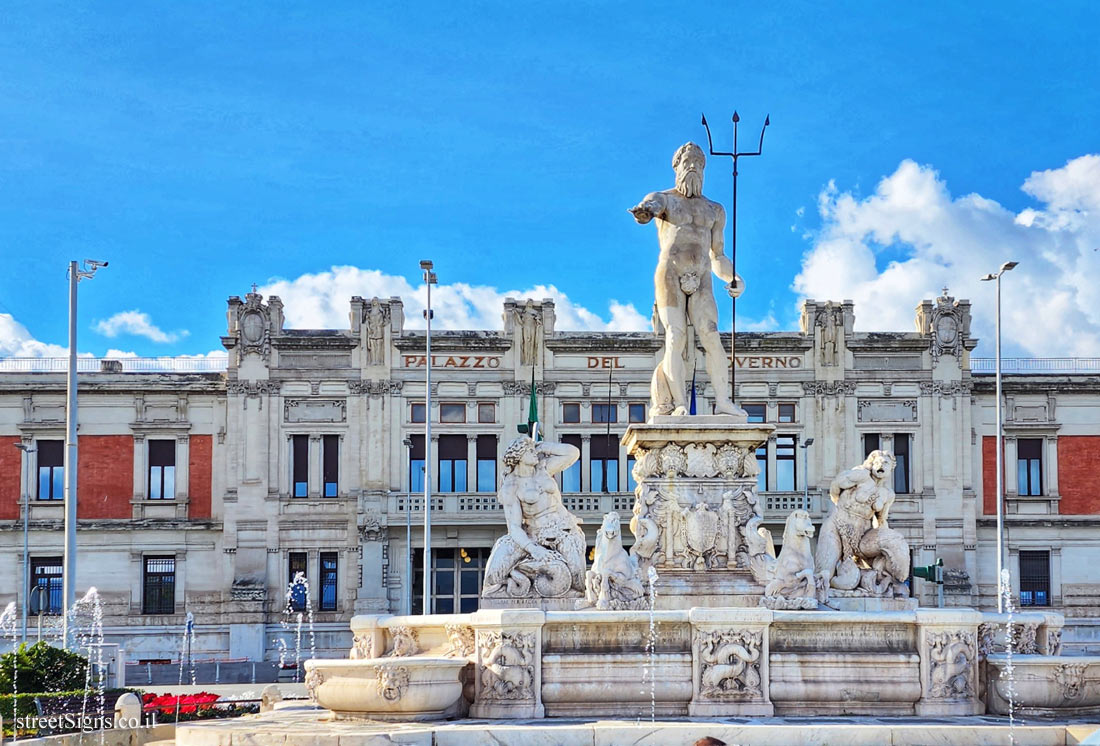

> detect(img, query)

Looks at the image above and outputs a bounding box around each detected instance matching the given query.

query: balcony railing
[971,358,1100,374]
[0,356,228,373]
[389,491,820,520]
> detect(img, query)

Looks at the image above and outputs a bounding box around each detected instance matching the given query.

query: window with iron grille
[148,439,176,500]
[1019,550,1051,607]
[30,557,63,614]
[1017,439,1043,496]
[319,552,338,611]
[323,435,339,497]
[36,440,64,501]
[143,556,176,615]
[288,552,308,612]
[292,435,308,497]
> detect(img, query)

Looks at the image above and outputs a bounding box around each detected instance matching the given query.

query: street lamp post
[419,260,437,615]
[981,260,1018,612]
[800,437,814,508]
[14,443,36,643]
[402,437,414,616]
[64,259,107,647]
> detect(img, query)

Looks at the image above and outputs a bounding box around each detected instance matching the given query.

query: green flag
[518,368,540,439]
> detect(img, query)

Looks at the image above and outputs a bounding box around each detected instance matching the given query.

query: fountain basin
[986,654,1100,716]
[303,657,468,721]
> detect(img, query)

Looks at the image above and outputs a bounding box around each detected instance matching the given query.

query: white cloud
[793,156,1100,357]
[93,310,187,343]
[258,267,651,332]
[0,314,69,357]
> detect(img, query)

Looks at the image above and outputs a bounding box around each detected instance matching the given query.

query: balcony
[389,490,823,522]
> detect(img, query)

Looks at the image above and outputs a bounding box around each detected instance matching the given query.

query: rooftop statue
[631,143,746,418]
[482,437,586,601]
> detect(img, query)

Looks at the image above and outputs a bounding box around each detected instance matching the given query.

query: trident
[701,111,769,404]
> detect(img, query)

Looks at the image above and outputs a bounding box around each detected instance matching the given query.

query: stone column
[469,609,545,719]
[580,435,591,492]
[132,435,146,499]
[176,435,190,498]
[915,608,983,716]
[688,607,773,717]
[1004,437,1018,497]
[308,435,322,497]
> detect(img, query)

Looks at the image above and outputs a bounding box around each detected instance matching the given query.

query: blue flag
[689,368,697,415]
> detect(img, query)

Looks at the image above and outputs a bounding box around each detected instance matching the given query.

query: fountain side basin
[986,654,1100,717]
[303,657,467,721]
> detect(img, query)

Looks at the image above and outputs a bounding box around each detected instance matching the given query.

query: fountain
[174,141,1100,745]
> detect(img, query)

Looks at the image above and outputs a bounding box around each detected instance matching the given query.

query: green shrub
[0,643,89,694]
[0,689,140,736]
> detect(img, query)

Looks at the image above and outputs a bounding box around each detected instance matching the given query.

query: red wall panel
[0,436,22,520]
[77,435,133,519]
[189,435,212,519]
[1058,436,1100,515]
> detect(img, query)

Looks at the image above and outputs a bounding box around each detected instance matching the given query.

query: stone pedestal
[469,609,545,719]
[689,607,773,717]
[623,415,774,607]
[915,608,984,716]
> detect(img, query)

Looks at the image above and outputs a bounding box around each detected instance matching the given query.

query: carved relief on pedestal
[445,624,476,658]
[696,629,763,699]
[478,630,536,703]
[386,626,420,657]
[926,630,975,699]
[375,665,410,702]
[350,634,371,660]
[631,442,759,481]
[1047,628,1063,656]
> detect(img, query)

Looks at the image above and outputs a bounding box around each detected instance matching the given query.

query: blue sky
[2,2,1099,359]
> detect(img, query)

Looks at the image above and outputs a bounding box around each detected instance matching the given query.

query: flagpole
[605,365,612,493]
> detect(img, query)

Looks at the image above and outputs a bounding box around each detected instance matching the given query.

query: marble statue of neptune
[631,143,746,417]
[482,437,587,599]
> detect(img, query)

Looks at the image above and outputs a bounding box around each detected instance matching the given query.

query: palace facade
[1,288,1097,662]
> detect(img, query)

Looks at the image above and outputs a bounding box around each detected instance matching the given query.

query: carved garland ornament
[445,623,476,658]
[502,381,557,396]
[630,442,759,481]
[227,380,282,396]
[801,381,857,397]
[697,629,763,699]
[926,630,975,699]
[478,630,536,702]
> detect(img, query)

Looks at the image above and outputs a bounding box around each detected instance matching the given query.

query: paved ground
[174,704,1100,746]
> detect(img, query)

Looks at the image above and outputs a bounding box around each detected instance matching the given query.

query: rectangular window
[629,403,647,423]
[410,402,426,423]
[863,433,881,458]
[562,403,581,424]
[744,403,766,423]
[477,402,496,423]
[893,433,910,494]
[438,435,467,492]
[30,557,63,615]
[288,552,308,612]
[411,548,491,615]
[440,402,466,423]
[148,440,176,500]
[476,435,497,492]
[36,440,64,501]
[1017,438,1043,496]
[778,403,796,423]
[592,403,617,424]
[323,435,339,497]
[292,435,309,497]
[319,552,338,611]
[1019,550,1051,607]
[626,455,637,492]
[591,434,619,493]
[560,435,582,492]
[142,556,176,615]
[409,435,425,493]
[776,436,796,491]
[756,445,768,492]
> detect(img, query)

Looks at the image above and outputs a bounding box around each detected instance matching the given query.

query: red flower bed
[142,691,221,715]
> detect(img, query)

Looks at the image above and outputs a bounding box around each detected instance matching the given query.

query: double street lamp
[14,443,36,643]
[800,438,814,507]
[981,260,1018,613]
[419,260,437,615]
